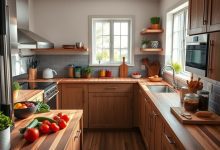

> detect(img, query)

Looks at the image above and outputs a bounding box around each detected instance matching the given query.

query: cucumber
[34,117,57,124]
[19,119,39,134]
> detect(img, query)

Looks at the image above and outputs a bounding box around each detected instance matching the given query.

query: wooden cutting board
[142,58,160,77]
[119,57,128,78]
[171,107,220,125]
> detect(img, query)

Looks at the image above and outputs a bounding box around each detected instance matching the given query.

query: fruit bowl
[14,101,38,119]
[148,75,163,82]
[132,74,142,79]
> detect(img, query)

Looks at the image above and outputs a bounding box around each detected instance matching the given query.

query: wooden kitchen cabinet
[208,32,220,81]
[207,0,220,32]
[139,89,146,136]
[162,123,184,150]
[61,84,88,128]
[89,84,133,128]
[188,0,220,35]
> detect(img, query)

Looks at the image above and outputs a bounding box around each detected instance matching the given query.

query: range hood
[17,0,54,49]
[18,28,54,49]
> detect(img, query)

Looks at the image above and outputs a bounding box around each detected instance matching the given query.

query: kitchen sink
[146,85,175,93]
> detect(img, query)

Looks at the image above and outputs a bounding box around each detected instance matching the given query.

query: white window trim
[88,15,135,66]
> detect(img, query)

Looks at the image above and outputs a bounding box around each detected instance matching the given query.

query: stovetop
[20,82,57,91]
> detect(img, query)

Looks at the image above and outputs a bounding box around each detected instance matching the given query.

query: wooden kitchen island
[11,110,83,150]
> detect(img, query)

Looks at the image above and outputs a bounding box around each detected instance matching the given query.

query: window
[171,8,188,72]
[90,17,133,66]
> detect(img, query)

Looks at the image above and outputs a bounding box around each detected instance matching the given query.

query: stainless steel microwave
[185,34,209,76]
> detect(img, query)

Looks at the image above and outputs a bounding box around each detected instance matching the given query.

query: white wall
[29,0,160,54]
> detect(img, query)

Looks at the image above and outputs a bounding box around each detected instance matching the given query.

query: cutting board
[119,57,128,78]
[171,107,220,125]
[142,58,160,77]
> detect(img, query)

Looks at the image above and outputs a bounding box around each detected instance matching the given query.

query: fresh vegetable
[50,123,60,132]
[61,114,70,123]
[42,120,52,126]
[36,101,50,113]
[24,128,39,142]
[19,119,39,134]
[0,112,12,131]
[34,117,57,124]
[58,119,67,129]
[12,82,21,91]
[57,112,63,118]
[53,115,60,122]
[39,124,50,134]
[14,102,35,110]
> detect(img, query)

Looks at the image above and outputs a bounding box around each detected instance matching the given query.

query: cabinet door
[207,0,220,32]
[188,0,208,35]
[61,84,88,128]
[208,32,220,81]
[144,97,152,149]
[140,91,146,136]
[89,93,132,128]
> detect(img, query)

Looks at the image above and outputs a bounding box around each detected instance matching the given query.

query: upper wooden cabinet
[61,84,88,128]
[208,32,220,81]
[188,0,220,35]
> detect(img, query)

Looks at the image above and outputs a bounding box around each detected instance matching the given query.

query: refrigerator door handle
[0,0,6,56]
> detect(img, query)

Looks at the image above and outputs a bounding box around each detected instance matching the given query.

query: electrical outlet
[206,82,213,93]
[141,65,145,70]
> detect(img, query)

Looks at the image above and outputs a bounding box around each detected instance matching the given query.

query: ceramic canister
[0,127,10,150]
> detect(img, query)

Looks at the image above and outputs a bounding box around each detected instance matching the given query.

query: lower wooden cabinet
[66,119,83,150]
[162,123,184,150]
[61,84,88,128]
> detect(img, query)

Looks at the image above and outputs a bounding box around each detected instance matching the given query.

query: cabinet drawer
[66,123,82,150]
[162,124,184,150]
[89,84,133,93]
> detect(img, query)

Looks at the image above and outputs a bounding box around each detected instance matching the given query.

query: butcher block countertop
[18,77,220,149]
[14,90,44,103]
[11,110,83,150]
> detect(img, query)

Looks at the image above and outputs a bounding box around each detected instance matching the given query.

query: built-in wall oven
[185,34,209,76]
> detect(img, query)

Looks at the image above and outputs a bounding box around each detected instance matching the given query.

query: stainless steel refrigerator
[0,0,17,118]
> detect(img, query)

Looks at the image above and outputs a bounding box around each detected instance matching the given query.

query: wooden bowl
[14,101,38,119]
[148,77,163,82]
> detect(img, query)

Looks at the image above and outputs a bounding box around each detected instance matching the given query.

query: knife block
[28,68,37,80]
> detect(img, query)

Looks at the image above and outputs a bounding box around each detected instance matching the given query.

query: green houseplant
[82,66,93,78]
[141,38,150,48]
[12,82,21,99]
[150,17,160,29]
[0,112,12,150]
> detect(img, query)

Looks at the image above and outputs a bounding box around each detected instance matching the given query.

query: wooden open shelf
[140,29,163,35]
[31,47,88,52]
[140,48,163,52]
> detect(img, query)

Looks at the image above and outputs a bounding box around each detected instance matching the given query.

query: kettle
[43,68,57,79]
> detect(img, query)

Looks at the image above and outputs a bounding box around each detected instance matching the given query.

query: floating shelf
[31,47,88,52]
[140,29,163,35]
[140,48,163,52]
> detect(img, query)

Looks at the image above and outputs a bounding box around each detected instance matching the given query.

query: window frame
[89,16,134,66]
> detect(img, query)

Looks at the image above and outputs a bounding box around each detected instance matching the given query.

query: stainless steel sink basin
[146,85,175,93]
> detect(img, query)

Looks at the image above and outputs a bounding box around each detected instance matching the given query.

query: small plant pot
[151,24,160,29]
[13,90,19,100]
[85,74,91,78]
[0,127,10,150]
[28,68,37,80]
[141,44,147,49]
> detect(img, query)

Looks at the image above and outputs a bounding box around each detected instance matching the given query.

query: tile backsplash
[36,54,160,78]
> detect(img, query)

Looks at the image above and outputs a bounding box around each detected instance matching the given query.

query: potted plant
[171,62,182,74]
[141,38,149,48]
[82,66,93,78]
[0,112,12,150]
[12,81,21,99]
[28,58,38,80]
[150,17,160,29]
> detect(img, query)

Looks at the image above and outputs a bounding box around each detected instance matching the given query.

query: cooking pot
[42,68,57,79]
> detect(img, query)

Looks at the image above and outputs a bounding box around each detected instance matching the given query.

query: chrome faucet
[161,65,178,89]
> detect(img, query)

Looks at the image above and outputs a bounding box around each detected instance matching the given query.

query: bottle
[197,90,209,111]
[75,66,81,78]
[68,64,74,78]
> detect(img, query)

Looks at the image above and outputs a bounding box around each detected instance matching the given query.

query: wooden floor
[83,129,146,150]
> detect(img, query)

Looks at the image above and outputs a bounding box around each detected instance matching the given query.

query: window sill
[89,64,135,67]
[164,71,191,83]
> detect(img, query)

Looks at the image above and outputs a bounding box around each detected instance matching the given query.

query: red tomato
[53,115,60,121]
[24,128,39,142]
[58,119,67,129]
[57,112,63,118]
[42,120,52,126]
[50,123,60,132]
[39,124,50,134]
[61,114,70,123]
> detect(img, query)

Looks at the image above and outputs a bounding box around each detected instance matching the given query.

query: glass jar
[75,66,81,78]
[197,90,209,111]
[184,93,199,112]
